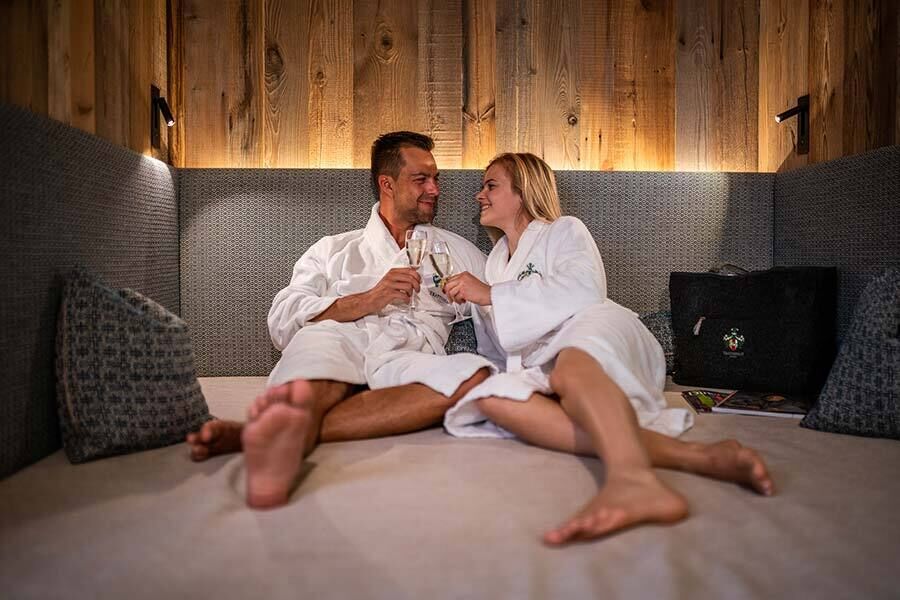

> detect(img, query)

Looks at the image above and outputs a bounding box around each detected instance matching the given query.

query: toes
[189,444,209,461]
[199,421,218,443]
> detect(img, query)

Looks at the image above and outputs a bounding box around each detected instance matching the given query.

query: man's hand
[443,272,491,306]
[363,267,421,313]
[312,267,420,323]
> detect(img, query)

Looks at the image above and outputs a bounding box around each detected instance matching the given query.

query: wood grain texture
[353,0,419,167]
[759,0,810,172]
[129,0,154,156]
[809,0,844,163]
[152,0,168,162]
[264,0,309,167]
[633,0,676,171]
[842,0,897,155]
[167,0,185,166]
[612,0,676,171]
[497,0,580,168]
[534,0,580,168]
[48,0,72,124]
[183,0,264,167]
[420,0,463,169]
[577,0,615,170]
[95,0,130,149]
[0,0,49,116]
[495,0,529,156]
[676,0,758,172]
[306,0,353,167]
[461,0,495,168]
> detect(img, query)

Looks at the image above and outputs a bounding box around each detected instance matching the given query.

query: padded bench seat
[1,377,899,599]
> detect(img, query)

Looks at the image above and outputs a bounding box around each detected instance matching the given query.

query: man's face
[386,146,440,225]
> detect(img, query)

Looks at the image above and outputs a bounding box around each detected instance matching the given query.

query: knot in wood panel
[374,21,398,63]
[266,44,284,76]
[567,114,578,126]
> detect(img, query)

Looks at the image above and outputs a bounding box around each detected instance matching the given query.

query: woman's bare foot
[242,380,315,509]
[186,420,244,461]
[696,440,774,496]
[543,470,688,546]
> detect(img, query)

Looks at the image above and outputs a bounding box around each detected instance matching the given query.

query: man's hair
[370,131,435,201]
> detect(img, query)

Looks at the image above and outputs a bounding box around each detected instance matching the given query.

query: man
[187,132,493,508]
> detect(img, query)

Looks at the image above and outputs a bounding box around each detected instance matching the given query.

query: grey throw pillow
[800,268,900,439]
[639,310,675,375]
[445,318,478,355]
[55,269,212,463]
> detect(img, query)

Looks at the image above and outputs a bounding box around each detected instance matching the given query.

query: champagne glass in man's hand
[430,239,471,324]
[405,229,429,311]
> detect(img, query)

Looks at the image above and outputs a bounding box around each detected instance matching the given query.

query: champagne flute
[405,229,429,311]
[430,239,471,324]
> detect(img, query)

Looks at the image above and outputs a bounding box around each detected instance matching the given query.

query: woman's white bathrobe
[267,202,494,396]
[444,217,693,438]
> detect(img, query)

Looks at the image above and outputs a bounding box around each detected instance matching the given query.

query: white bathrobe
[444,217,693,438]
[267,202,495,396]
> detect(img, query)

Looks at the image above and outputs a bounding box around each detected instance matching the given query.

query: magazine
[711,390,811,418]
[681,390,730,414]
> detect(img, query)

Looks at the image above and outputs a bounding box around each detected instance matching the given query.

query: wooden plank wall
[2,1,897,172]
[0,0,169,161]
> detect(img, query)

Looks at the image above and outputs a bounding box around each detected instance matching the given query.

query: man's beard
[400,196,437,224]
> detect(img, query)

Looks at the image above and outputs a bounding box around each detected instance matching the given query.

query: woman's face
[476,163,524,231]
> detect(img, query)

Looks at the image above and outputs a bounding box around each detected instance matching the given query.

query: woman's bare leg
[529,348,688,543]
[476,393,773,494]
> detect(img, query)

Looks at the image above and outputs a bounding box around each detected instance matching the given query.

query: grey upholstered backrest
[0,103,180,479]
[774,145,900,338]
[180,169,774,376]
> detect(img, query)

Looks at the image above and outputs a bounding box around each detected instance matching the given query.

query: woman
[442,153,773,545]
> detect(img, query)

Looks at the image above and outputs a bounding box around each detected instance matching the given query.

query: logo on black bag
[723,328,745,357]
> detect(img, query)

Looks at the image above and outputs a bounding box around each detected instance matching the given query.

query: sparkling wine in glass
[430,239,470,324]
[405,229,429,311]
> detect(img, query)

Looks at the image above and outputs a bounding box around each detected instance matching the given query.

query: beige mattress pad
[2,377,899,599]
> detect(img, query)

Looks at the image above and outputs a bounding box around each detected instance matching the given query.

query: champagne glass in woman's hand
[430,240,471,324]
[405,229,429,311]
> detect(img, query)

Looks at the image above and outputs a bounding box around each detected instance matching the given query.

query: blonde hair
[486,152,562,224]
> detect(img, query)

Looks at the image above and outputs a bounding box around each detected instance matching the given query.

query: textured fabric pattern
[801,268,900,439]
[180,169,772,376]
[56,270,211,463]
[0,103,179,478]
[774,145,900,339]
[639,311,675,374]
[445,319,478,355]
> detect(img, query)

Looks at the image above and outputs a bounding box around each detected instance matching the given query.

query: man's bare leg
[476,393,773,494]
[320,367,490,442]
[240,367,490,508]
[187,368,491,460]
[241,378,350,508]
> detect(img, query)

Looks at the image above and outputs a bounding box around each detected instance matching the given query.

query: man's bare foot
[697,440,775,496]
[242,380,314,509]
[186,420,244,461]
[543,470,688,546]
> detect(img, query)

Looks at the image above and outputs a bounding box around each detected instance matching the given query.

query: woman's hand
[443,272,492,306]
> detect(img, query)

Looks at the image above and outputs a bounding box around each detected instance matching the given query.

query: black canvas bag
[669,267,837,394]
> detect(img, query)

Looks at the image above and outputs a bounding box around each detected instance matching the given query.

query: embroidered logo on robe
[517,263,542,281]
[722,328,745,357]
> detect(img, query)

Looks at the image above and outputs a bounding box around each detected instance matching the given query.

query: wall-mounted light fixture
[150,84,175,149]
[774,94,809,155]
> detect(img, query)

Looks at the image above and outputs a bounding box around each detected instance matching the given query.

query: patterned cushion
[800,268,900,439]
[640,311,675,375]
[445,319,478,355]
[55,269,212,463]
